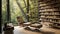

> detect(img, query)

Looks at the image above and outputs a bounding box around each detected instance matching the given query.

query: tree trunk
[0,0,2,33]
[7,0,11,22]
[27,0,29,22]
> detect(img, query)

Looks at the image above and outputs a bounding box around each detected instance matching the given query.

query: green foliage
[29,0,39,22]
[2,0,7,24]
[2,0,39,25]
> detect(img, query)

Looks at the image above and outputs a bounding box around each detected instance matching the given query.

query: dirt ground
[14,26,60,34]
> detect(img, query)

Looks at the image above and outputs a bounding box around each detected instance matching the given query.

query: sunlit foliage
[2,0,39,25]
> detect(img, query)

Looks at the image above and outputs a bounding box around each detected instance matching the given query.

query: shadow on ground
[40,31,55,34]
[25,29,55,34]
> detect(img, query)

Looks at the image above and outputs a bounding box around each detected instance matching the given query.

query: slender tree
[7,0,11,22]
[27,0,29,22]
[16,0,28,22]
